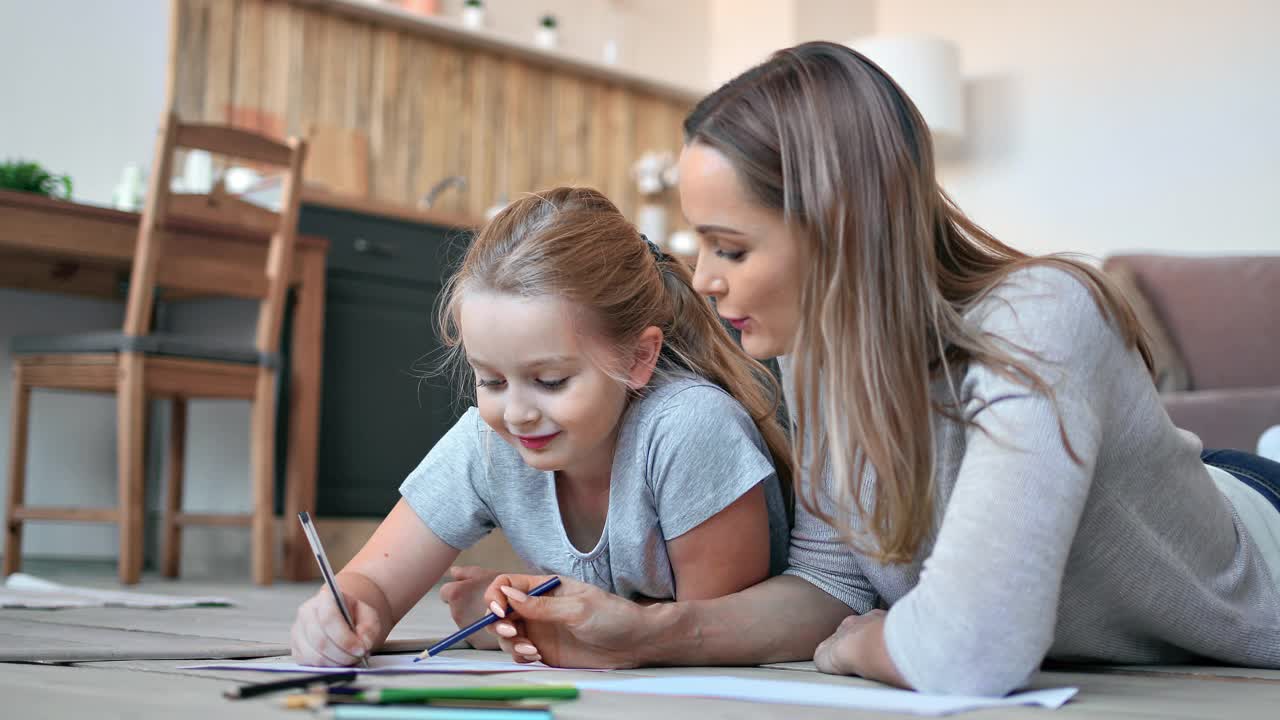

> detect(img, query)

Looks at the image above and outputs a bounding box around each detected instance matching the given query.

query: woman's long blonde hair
[684,42,1152,563]
[438,187,794,513]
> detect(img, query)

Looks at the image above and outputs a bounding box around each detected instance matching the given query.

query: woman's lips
[517,432,560,450]
[725,317,749,331]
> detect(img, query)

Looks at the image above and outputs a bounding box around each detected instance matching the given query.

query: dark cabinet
[295,205,472,517]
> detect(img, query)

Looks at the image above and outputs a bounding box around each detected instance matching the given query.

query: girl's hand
[814,609,908,688]
[290,585,382,667]
[439,565,503,650]
[480,574,647,668]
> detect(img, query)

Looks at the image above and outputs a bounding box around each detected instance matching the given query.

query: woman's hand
[290,585,382,667]
[439,565,503,650]
[814,609,909,688]
[480,574,649,668]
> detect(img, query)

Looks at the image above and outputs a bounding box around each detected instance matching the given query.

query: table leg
[283,248,325,581]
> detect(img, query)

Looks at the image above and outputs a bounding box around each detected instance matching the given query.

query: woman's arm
[877,269,1112,695]
[814,610,908,688]
[484,572,852,667]
[666,485,770,600]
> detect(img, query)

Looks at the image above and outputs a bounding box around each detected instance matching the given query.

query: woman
[479,41,1280,696]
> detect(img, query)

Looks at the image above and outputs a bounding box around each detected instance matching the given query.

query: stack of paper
[1,573,233,609]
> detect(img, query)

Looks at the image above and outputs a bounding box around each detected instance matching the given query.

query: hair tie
[641,233,671,265]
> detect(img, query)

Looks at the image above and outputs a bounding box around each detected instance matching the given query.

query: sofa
[1102,254,1280,451]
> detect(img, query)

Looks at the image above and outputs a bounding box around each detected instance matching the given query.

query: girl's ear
[626,326,664,390]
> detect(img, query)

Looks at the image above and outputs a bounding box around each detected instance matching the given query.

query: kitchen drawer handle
[352,237,397,257]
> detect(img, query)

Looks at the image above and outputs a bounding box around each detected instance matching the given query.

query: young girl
[290,187,792,667]
[479,42,1280,693]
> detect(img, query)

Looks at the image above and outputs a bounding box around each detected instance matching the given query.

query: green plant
[540,14,557,28]
[0,159,72,198]
[463,0,482,8]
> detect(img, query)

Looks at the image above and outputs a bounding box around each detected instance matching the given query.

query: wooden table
[0,189,326,581]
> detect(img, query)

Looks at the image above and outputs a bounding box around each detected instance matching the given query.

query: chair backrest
[124,112,308,358]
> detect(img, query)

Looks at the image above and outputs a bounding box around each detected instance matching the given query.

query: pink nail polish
[496,623,517,638]
[499,585,529,602]
[489,600,506,618]
[514,643,537,655]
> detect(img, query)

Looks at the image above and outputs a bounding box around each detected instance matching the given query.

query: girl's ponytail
[654,254,796,521]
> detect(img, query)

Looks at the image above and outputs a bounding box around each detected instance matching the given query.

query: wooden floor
[3,561,1279,719]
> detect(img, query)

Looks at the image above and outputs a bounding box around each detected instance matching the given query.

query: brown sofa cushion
[1104,255,1280,390]
[1162,386,1280,452]
[1104,262,1191,392]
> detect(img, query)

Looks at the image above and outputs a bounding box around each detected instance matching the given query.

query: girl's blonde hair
[684,42,1152,563]
[438,187,794,513]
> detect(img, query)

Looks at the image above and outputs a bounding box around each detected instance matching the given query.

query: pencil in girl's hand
[415,577,562,661]
[298,511,371,669]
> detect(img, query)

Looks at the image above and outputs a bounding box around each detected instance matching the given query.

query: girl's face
[460,291,648,484]
[679,142,804,360]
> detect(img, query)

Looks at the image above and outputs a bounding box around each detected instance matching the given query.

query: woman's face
[679,142,804,359]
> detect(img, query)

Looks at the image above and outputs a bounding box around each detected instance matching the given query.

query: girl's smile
[517,432,561,450]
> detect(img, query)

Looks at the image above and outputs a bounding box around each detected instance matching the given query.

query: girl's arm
[666,485,771,600]
[292,499,459,664]
[340,499,461,638]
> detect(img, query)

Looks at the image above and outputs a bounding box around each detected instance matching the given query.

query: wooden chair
[3,113,307,585]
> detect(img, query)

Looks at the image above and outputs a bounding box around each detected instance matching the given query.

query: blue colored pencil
[415,577,562,660]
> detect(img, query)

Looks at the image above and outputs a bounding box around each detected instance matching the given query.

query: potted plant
[535,14,558,49]
[0,159,72,199]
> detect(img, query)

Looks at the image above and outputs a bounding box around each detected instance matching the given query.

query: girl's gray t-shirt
[400,373,789,600]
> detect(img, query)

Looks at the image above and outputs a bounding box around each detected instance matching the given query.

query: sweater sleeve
[784,481,880,614]
[883,268,1115,696]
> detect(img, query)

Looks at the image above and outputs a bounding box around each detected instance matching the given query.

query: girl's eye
[537,378,568,390]
[476,378,506,389]
[715,247,746,262]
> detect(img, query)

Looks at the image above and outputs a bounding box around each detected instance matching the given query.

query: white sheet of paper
[0,589,101,609]
[183,653,607,674]
[576,676,1077,716]
[2,573,233,609]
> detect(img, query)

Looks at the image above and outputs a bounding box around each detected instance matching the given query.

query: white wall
[699,0,1280,258]
[0,0,170,207]
[437,0,712,91]
[0,0,170,559]
[707,1,794,89]
[705,0,876,88]
[874,0,1280,257]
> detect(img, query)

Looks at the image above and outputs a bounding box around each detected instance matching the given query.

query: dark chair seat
[10,331,275,368]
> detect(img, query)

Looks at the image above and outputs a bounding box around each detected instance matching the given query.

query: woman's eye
[476,378,506,389]
[715,247,746,262]
[537,378,568,390]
